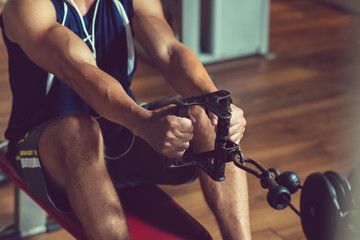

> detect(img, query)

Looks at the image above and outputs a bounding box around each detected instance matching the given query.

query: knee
[63,113,101,140]
[38,113,104,186]
[58,113,103,157]
[189,106,213,129]
[99,215,130,240]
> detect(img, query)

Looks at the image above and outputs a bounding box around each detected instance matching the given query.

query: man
[1,0,251,239]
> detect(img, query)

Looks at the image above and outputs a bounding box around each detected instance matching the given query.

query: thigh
[13,119,73,213]
[16,113,102,213]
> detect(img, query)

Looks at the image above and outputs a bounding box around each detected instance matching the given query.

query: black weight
[300,173,340,240]
[325,171,351,212]
[267,185,291,210]
[276,171,301,194]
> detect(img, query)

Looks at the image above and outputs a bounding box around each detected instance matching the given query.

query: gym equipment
[1,89,358,239]
[0,141,211,240]
[166,90,359,240]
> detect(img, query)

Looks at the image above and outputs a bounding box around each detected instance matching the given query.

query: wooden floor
[1,0,360,239]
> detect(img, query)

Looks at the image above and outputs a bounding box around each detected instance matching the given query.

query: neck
[69,0,96,16]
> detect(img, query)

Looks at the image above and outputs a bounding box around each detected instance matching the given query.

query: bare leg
[190,106,252,240]
[38,113,129,240]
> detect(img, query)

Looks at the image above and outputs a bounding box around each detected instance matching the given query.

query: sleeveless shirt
[0,0,137,143]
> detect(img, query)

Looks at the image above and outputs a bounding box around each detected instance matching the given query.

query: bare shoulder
[2,0,57,43]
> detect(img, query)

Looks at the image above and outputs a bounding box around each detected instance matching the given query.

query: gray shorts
[10,99,198,213]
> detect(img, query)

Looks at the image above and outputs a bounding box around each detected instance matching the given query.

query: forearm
[161,43,218,97]
[132,0,217,97]
[63,61,151,135]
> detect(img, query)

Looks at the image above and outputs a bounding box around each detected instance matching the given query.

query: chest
[53,0,135,74]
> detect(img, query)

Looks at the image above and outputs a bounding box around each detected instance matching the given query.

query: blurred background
[0,0,360,239]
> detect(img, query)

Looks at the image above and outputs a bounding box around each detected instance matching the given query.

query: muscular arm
[132,0,245,143]
[132,0,218,98]
[2,0,150,134]
[2,0,195,158]
[132,2,251,239]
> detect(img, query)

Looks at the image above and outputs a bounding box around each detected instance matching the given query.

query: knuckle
[164,115,175,126]
[163,141,172,149]
[168,120,177,129]
[239,119,246,129]
[165,131,174,140]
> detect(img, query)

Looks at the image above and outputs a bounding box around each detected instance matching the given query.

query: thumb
[155,104,177,115]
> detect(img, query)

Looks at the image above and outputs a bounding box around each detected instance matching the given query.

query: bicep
[2,0,96,80]
[22,25,96,81]
[132,0,179,66]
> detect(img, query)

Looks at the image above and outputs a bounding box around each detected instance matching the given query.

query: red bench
[0,141,211,240]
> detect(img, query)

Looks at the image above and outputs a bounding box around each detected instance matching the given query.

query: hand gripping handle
[167,90,233,181]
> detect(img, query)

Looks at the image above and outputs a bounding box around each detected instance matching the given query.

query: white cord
[69,0,100,59]
[61,2,68,26]
[104,133,135,160]
[92,0,101,59]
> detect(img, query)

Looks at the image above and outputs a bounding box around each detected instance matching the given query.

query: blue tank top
[1,0,137,143]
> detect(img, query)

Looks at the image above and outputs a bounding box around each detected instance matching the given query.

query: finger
[162,149,186,158]
[174,131,193,142]
[230,105,245,123]
[164,132,191,150]
[228,124,240,136]
[188,111,197,124]
[228,121,245,143]
[172,141,190,152]
[208,111,218,126]
[163,144,189,158]
[229,106,246,129]
[229,118,245,131]
[228,131,244,144]
[154,104,179,120]
[171,150,186,158]
[157,103,177,113]
[177,117,194,133]
[229,119,245,132]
